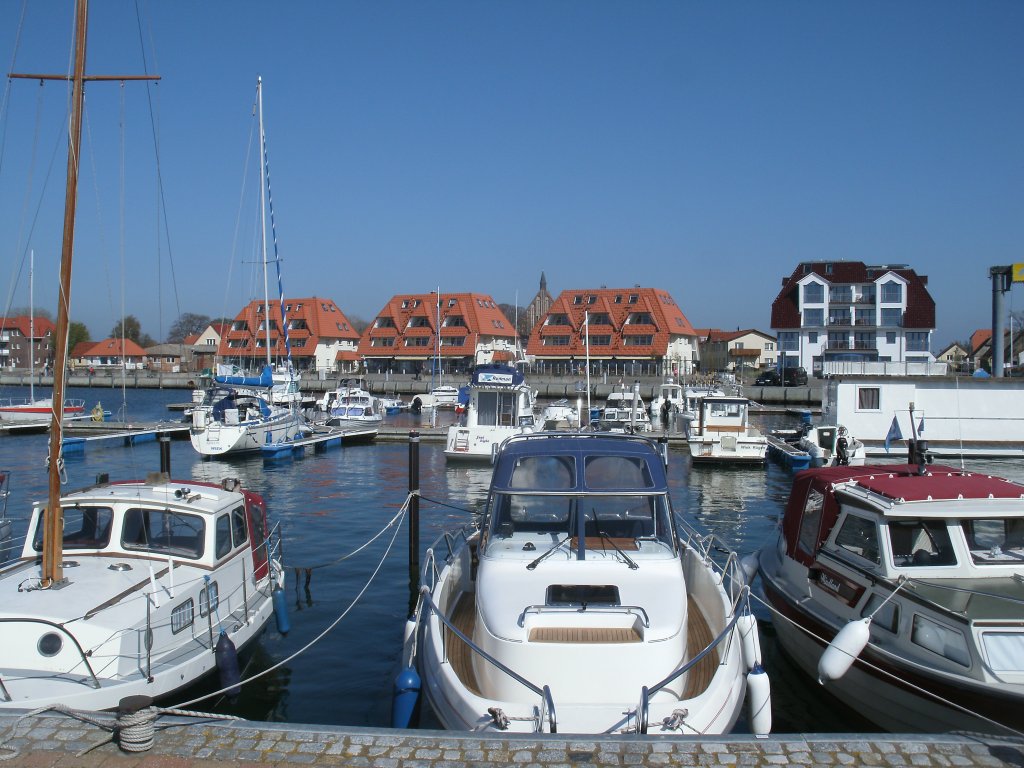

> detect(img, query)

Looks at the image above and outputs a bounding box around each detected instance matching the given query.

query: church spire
[540,271,547,291]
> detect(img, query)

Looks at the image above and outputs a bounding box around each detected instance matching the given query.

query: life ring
[91,403,105,422]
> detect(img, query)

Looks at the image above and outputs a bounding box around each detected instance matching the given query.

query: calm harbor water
[1,384,1019,733]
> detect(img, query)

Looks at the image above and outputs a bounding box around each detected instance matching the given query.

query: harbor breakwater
[0,370,823,405]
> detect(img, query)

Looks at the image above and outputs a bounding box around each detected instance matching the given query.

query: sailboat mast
[43,0,89,588]
[257,77,272,368]
[29,250,35,402]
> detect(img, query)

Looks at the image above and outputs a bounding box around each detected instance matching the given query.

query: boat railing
[418,585,558,733]
[675,515,747,603]
[635,607,744,734]
[420,525,475,590]
[0,617,101,698]
[517,604,650,628]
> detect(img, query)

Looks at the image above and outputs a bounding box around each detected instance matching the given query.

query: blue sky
[0,1,1021,348]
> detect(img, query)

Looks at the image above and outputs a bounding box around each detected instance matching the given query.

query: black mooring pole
[407,431,421,620]
[159,433,171,476]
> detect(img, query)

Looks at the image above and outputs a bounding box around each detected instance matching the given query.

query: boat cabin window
[961,518,1024,565]
[33,505,114,551]
[584,455,654,489]
[911,615,970,666]
[708,401,742,418]
[231,505,249,548]
[861,593,899,634]
[215,514,233,559]
[477,391,518,427]
[833,513,880,564]
[888,520,956,567]
[547,585,620,605]
[122,508,205,559]
[509,455,575,490]
[583,494,672,546]
[797,489,825,557]
[491,493,572,537]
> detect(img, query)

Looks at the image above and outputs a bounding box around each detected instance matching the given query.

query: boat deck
[444,593,718,701]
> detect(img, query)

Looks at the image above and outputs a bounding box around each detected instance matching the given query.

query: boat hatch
[546,584,620,605]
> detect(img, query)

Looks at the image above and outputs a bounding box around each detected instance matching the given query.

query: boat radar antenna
[8,0,159,588]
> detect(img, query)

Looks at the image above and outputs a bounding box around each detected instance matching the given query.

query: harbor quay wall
[1,711,1022,767]
[0,370,825,405]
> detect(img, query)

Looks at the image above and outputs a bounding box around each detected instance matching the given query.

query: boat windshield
[487,491,674,551]
[33,505,114,551]
[121,508,206,559]
[961,518,1024,565]
[888,519,956,567]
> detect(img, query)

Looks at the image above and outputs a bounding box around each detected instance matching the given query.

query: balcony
[827,318,852,327]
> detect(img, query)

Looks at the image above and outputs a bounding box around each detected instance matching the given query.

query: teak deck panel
[528,626,641,643]
[446,594,481,695]
[446,592,720,701]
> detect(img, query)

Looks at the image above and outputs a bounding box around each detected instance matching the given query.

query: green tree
[167,312,211,344]
[111,315,143,344]
[67,321,90,355]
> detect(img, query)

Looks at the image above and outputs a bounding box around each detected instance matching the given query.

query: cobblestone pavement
[2,712,1023,767]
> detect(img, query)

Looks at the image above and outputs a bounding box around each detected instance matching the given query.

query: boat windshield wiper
[598,532,639,570]
[526,535,572,571]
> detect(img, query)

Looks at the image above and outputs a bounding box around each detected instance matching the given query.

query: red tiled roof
[0,315,55,339]
[360,292,516,359]
[969,329,992,355]
[218,297,360,361]
[82,338,147,357]
[770,262,935,330]
[525,287,697,358]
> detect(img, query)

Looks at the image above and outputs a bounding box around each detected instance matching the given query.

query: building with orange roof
[0,315,55,371]
[218,298,361,374]
[525,287,701,377]
[360,292,518,375]
[72,338,147,370]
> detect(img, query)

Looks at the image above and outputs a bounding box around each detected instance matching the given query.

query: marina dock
[0,710,1020,767]
[262,423,379,460]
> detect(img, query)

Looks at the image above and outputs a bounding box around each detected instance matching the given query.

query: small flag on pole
[884,416,903,454]
[918,416,925,434]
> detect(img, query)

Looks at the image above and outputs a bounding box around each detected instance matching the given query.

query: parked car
[755,370,781,386]
[782,366,808,386]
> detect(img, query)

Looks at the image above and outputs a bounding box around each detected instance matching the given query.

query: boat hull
[190,411,304,457]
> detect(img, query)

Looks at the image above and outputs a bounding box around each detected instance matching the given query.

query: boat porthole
[108,563,132,571]
[38,633,63,657]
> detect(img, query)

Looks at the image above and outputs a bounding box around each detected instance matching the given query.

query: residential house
[144,343,194,374]
[934,342,970,373]
[72,338,147,370]
[700,329,778,372]
[185,322,229,374]
[0,315,55,371]
[770,261,936,375]
[217,298,362,375]
[525,287,701,377]
[970,329,1024,374]
[361,292,517,375]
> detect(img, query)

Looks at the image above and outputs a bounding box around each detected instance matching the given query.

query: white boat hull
[190,410,304,456]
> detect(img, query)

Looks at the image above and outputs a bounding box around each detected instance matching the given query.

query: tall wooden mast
[8,0,159,587]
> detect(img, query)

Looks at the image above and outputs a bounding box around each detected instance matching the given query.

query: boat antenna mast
[9,0,159,588]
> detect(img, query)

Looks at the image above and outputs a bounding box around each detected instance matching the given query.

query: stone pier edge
[2,711,1023,767]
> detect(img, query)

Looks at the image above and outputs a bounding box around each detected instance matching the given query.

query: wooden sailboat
[0,0,286,711]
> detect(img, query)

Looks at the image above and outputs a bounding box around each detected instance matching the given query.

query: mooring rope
[746,583,1024,739]
[280,498,409,571]
[0,702,241,760]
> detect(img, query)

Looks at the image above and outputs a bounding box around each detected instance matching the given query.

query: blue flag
[918,416,925,435]
[884,416,903,454]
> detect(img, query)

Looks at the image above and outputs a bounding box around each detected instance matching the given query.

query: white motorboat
[378,395,408,414]
[317,383,383,426]
[688,396,767,464]
[797,423,865,467]
[757,453,1024,734]
[540,398,580,430]
[411,385,461,412]
[0,472,286,711]
[444,365,536,461]
[680,384,725,423]
[597,386,653,433]
[404,432,771,735]
[0,7,286,713]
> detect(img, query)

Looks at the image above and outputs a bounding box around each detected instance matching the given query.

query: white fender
[736,611,761,671]
[818,618,870,683]
[402,617,417,667]
[746,664,772,736]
